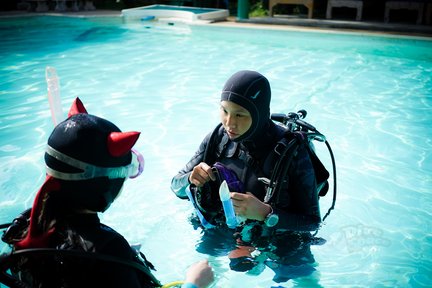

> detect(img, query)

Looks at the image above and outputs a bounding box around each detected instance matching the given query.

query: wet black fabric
[47,113,131,169]
[9,213,157,288]
[171,121,321,232]
[45,113,132,212]
[220,70,271,142]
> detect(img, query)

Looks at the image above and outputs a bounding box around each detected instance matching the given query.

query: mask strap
[45,145,144,181]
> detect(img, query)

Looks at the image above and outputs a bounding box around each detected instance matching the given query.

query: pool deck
[1,9,431,38]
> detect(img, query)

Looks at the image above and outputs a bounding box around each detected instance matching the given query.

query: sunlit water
[0,15,431,287]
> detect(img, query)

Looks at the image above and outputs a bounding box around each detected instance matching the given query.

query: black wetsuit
[171,70,323,281]
[12,213,157,288]
[171,120,321,233]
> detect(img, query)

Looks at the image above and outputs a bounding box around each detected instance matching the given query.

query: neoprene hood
[44,98,140,213]
[220,70,271,142]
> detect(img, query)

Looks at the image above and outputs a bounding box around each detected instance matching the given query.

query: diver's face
[220,101,252,140]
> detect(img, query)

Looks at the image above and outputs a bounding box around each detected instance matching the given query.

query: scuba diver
[171,70,334,282]
[0,98,213,288]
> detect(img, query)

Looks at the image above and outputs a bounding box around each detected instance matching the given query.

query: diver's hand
[231,192,272,221]
[189,162,216,187]
[184,260,214,288]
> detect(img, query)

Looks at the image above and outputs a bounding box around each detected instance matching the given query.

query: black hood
[45,113,131,212]
[220,70,271,142]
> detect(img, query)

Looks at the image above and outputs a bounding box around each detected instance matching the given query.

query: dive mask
[45,145,144,181]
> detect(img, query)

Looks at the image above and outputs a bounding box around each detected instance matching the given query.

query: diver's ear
[107,131,140,157]
[68,97,88,117]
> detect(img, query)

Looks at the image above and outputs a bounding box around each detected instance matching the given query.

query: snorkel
[219,180,238,229]
[46,66,63,126]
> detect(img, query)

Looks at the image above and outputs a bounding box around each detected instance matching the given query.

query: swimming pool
[0,15,431,287]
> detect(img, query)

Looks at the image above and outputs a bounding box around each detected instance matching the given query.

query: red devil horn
[68,97,88,117]
[107,131,140,157]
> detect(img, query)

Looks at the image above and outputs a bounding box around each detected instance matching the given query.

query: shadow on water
[74,26,126,42]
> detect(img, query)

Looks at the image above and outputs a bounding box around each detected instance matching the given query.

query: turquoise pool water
[0,16,431,287]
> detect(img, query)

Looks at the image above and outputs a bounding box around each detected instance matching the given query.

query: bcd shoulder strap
[264,130,330,203]
[263,131,303,203]
[203,123,224,165]
[203,125,330,205]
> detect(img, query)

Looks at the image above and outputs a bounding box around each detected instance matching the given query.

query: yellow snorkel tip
[161,280,185,288]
